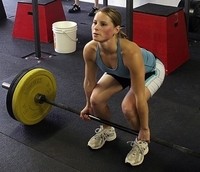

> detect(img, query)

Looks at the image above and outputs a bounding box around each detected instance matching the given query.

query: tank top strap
[116,38,125,67]
[117,38,121,58]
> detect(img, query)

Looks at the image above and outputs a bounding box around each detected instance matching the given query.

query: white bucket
[52,21,77,54]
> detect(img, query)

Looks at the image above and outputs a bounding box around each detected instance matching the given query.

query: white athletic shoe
[88,125,117,149]
[125,138,149,166]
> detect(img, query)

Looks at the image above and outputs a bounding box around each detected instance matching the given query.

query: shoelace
[127,140,144,155]
[94,127,109,140]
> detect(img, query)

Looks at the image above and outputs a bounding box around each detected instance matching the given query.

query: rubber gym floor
[0,0,200,171]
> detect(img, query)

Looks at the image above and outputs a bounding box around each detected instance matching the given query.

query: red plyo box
[12,0,66,43]
[133,3,189,74]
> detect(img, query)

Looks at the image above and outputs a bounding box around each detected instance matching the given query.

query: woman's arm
[82,41,98,107]
[123,41,150,141]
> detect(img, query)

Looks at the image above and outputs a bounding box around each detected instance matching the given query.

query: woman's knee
[121,101,137,119]
[90,91,104,108]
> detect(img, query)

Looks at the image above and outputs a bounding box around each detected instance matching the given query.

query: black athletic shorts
[108,71,155,89]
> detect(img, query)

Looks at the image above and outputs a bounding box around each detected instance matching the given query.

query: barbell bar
[2,67,200,158]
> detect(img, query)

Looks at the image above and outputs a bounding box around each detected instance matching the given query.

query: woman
[80,7,165,166]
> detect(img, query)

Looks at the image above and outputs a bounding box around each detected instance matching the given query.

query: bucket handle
[63,30,78,42]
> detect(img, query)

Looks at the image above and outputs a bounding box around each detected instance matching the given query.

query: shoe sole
[68,11,81,13]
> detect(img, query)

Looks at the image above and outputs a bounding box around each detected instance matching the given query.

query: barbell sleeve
[2,82,10,90]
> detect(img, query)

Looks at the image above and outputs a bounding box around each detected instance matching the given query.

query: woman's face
[91,12,119,42]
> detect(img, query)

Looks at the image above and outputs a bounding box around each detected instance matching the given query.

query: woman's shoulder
[83,40,98,60]
[119,38,140,53]
[84,40,98,52]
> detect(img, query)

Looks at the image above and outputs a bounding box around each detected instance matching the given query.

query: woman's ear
[114,25,121,34]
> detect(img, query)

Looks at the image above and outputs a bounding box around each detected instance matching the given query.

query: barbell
[1,67,200,158]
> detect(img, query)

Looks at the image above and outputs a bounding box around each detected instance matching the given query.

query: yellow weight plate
[12,68,57,125]
[6,68,34,120]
